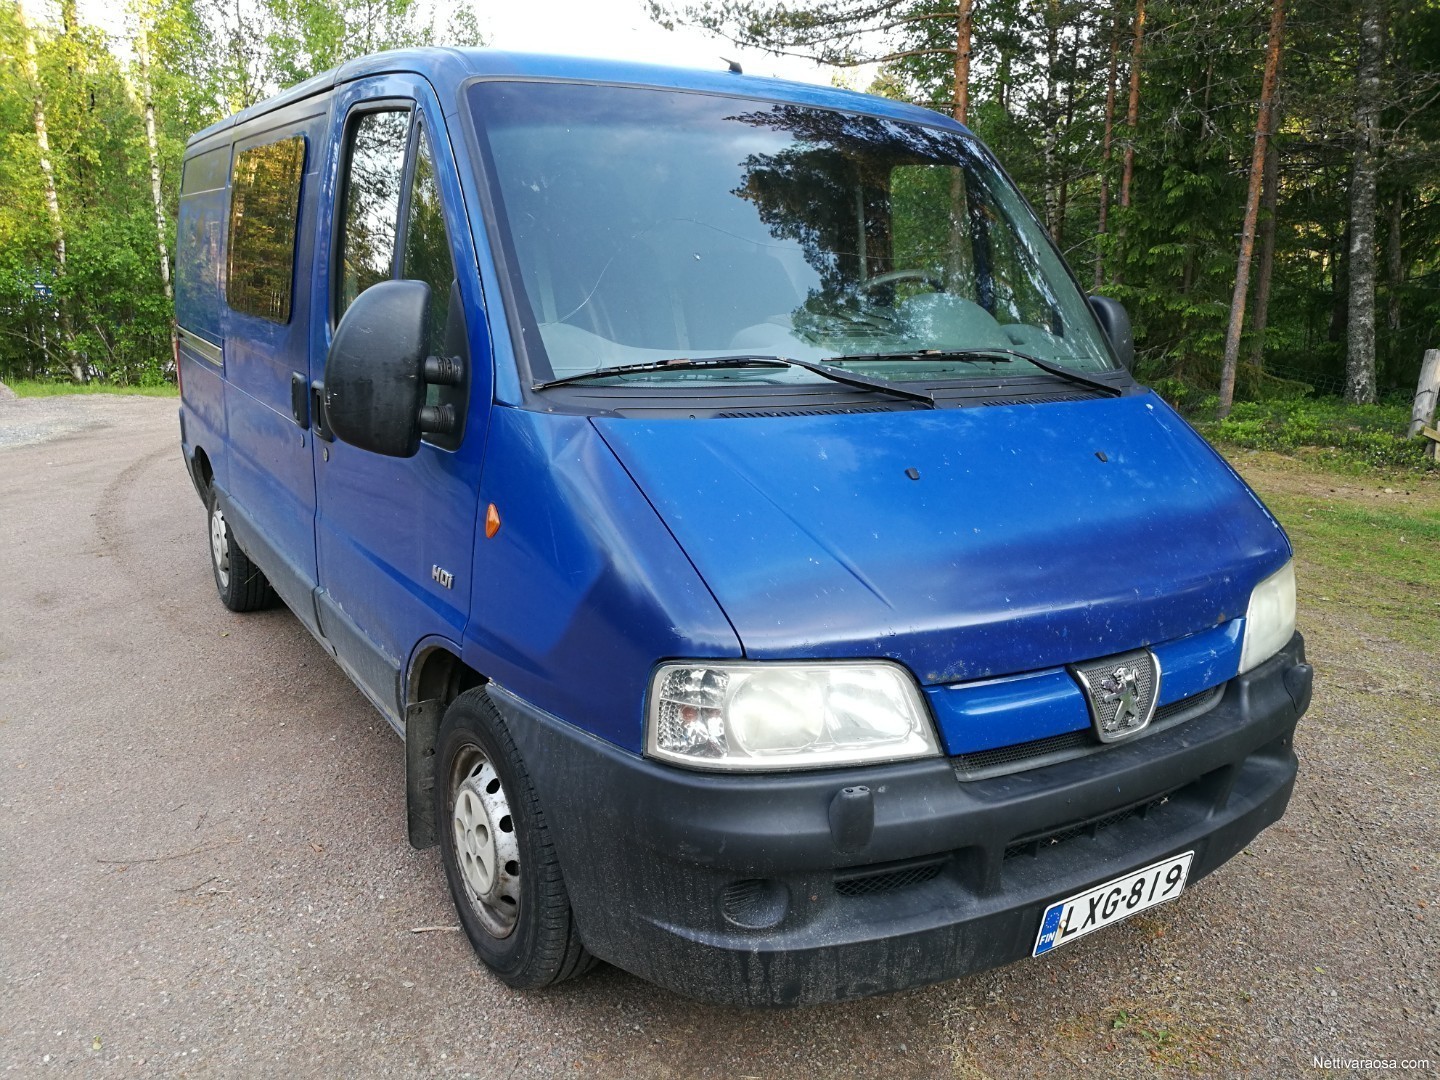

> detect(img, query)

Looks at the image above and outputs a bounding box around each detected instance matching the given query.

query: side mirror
[324,279,458,457]
[1088,295,1134,372]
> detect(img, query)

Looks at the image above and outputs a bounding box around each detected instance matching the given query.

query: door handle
[290,372,310,429]
[310,380,334,441]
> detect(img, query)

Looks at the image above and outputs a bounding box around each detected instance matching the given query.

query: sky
[65,0,859,89]
[475,0,850,87]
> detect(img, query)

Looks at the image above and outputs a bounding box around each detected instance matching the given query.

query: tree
[1217,0,1286,417]
[1094,0,1122,288]
[12,0,82,381]
[1247,124,1280,368]
[648,0,976,125]
[1118,0,1145,212]
[259,0,484,90]
[0,0,491,387]
[1344,0,1384,405]
[131,17,173,306]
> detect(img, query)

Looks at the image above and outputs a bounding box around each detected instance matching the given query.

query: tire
[206,491,275,612]
[435,688,596,989]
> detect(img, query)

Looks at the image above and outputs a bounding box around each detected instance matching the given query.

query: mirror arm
[419,403,457,436]
[423,354,464,386]
[418,354,463,437]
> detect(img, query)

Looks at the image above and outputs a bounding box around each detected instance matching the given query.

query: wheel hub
[452,756,521,937]
[209,507,230,588]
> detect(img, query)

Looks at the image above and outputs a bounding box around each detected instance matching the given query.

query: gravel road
[1,396,1435,1078]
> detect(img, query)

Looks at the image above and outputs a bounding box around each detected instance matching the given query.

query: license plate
[1032,851,1194,957]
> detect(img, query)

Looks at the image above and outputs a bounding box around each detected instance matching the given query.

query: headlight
[646,661,940,771]
[1238,560,1296,674]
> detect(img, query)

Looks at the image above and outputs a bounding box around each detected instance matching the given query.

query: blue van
[175,48,1312,1006]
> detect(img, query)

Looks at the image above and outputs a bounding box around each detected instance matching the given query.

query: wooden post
[1410,350,1440,460]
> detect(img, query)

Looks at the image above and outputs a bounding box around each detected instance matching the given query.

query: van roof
[185,47,961,150]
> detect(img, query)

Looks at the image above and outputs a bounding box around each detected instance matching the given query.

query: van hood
[593,393,1290,684]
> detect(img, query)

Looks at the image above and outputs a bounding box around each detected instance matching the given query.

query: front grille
[834,858,946,897]
[1003,790,1175,860]
[1154,686,1221,723]
[953,729,1092,777]
[951,685,1225,782]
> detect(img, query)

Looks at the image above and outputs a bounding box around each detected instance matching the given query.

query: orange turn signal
[484,503,501,538]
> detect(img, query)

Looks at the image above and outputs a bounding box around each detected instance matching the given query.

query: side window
[404,124,467,449]
[335,107,467,449]
[227,136,306,323]
[403,126,457,359]
[336,109,411,320]
[177,145,230,343]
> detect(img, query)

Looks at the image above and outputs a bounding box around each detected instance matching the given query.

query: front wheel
[435,688,595,989]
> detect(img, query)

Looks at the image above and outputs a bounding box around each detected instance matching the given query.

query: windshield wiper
[829,348,1124,398]
[533,355,789,389]
[534,353,937,407]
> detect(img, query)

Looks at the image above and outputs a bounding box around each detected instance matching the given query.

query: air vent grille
[1003,790,1176,860]
[715,405,898,418]
[978,392,1094,407]
[834,859,946,897]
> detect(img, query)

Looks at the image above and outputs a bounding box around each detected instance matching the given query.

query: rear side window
[227,135,306,323]
[336,109,411,320]
[181,145,229,196]
[176,146,231,343]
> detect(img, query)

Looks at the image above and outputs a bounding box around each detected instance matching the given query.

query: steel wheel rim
[210,507,230,588]
[450,746,521,938]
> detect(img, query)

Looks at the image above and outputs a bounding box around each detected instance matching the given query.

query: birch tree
[13,0,83,381]
[133,23,172,305]
[1344,0,1384,405]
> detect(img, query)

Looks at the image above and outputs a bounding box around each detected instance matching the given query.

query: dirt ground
[0,396,1435,1078]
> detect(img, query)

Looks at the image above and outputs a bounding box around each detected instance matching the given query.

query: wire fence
[1262,363,1347,396]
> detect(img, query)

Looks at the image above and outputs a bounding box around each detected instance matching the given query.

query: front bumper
[495,634,1312,1006]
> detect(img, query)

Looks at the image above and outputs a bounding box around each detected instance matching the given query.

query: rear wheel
[435,688,595,989]
[206,492,274,612]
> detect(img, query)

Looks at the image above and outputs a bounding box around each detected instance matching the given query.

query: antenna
[722,57,743,74]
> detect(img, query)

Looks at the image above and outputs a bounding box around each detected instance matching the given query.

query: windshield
[468,81,1116,389]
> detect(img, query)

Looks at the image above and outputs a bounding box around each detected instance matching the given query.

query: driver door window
[335,107,465,447]
[336,109,410,320]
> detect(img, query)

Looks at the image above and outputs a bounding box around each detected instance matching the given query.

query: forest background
[1,0,1436,442]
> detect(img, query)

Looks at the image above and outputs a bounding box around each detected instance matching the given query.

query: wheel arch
[187,444,214,502]
[404,639,487,850]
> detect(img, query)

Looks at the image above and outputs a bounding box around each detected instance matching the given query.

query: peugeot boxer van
[175,48,1312,1006]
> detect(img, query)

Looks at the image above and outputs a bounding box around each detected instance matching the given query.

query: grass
[4,378,178,398]
[1230,451,1440,771]
[1188,397,1436,474]
[1261,488,1440,649]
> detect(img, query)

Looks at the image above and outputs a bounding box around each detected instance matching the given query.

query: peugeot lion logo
[1099,666,1143,730]
[1070,649,1160,743]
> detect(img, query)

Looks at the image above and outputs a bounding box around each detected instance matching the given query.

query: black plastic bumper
[494,634,1312,1007]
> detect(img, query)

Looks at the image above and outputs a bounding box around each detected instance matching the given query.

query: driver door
[310,75,490,724]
